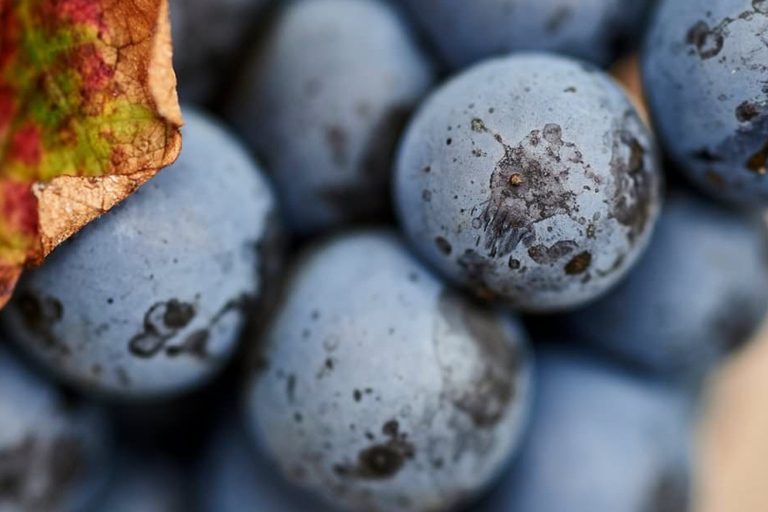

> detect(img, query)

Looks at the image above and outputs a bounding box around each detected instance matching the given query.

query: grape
[643,0,768,204]
[0,345,111,512]
[91,453,187,512]
[245,231,532,512]
[226,0,436,235]
[394,53,662,312]
[198,421,335,512]
[483,349,691,512]
[170,0,270,102]
[399,0,649,70]
[1,107,281,400]
[561,191,768,383]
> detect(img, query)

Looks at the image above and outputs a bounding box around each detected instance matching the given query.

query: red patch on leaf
[0,181,38,238]
[76,44,113,93]
[9,124,42,166]
[0,85,14,134]
[0,6,19,69]
[51,0,106,33]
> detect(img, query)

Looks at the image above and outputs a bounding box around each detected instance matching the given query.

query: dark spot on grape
[356,446,404,478]
[287,374,297,404]
[528,240,579,265]
[435,236,452,255]
[129,299,195,358]
[546,6,573,33]
[565,252,592,275]
[691,148,723,162]
[325,125,348,166]
[14,292,67,355]
[686,21,724,60]
[736,101,761,122]
[382,420,399,437]
[163,299,195,329]
[334,420,415,480]
[353,389,362,402]
[471,119,487,133]
[609,112,656,244]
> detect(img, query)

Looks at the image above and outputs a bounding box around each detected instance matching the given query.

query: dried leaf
[0,0,182,308]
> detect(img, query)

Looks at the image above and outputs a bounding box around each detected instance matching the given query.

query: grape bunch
[3,0,767,510]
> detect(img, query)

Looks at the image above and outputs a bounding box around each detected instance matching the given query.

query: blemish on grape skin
[608,112,655,245]
[128,299,196,358]
[476,124,580,259]
[14,291,67,354]
[435,291,521,428]
[435,236,452,255]
[736,101,761,122]
[686,21,724,60]
[565,252,592,275]
[333,420,415,480]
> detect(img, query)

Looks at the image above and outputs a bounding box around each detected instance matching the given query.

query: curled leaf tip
[0,0,183,309]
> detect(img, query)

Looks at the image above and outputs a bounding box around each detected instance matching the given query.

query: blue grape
[1,107,281,400]
[245,231,532,512]
[226,0,436,235]
[561,191,768,383]
[399,0,649,69]
[0,345,111,512]
[394,53,662,312]
[643,0,768,204]
[197,421,336,512]
[483,349,691,512]
[90,453,187,512]
[170,0,270,102]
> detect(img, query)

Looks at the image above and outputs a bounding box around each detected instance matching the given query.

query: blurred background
[698,312,768,512]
